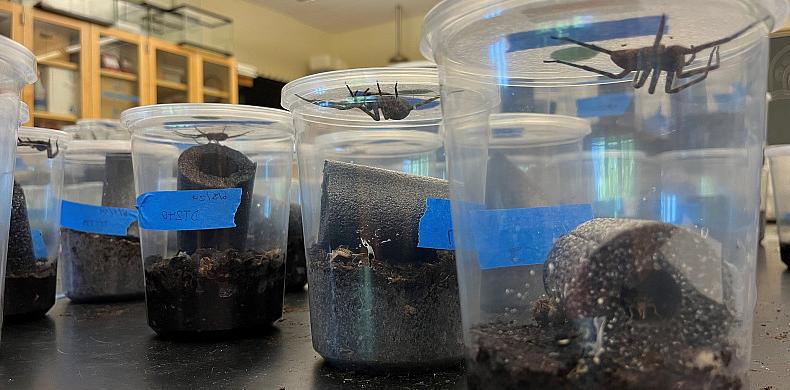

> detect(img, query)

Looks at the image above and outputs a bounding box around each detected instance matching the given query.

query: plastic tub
[766,145,790,266]
[5,127,70,319]
[60,139,144,302]
[281,68,461,370]
[285,157,307,293]
[123,104,293,337]
[422,2,783,388]
[0,36,38,342]
[62,119,128,140]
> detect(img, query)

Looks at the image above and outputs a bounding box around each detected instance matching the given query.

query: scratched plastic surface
[422,1,783,388]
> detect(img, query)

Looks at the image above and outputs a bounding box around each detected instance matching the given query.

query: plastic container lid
[316,130,443,157]
[281,68,442,125]
[17,126,72,150]
[18,102,28,124]
[0,36,37,85]
[420,0,786,80]
[122,104,293,142]
[489,113,590,147]
[63,119,129,140]
[660,148,748,160]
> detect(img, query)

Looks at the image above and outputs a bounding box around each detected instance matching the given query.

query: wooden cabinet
[15,6,237,128]
[23,9,91,128]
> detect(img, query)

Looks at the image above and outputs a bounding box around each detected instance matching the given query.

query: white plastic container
[0,36,38,341]
[124,104,293,337]
[5,127,70,319]
[422,1,784,388]
[282,68,460,370]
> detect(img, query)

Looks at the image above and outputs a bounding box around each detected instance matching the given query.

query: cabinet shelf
[157,79,188,91]
[38,59,79,71]
[33,111,78,122]
[101,69,138,82]
[203,87,229,99]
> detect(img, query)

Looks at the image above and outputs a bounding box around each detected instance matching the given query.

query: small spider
[17,138,59,159]
[174,126,251,144]
[296,82,440,121]
[544,14,768,94]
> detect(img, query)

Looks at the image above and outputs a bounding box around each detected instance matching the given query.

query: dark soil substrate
[308,245,463,370]
[467,320,743,390]
[781,242,790,268]
[3,261,56,319]
[61,228,144,302]
[144,248,285,336]
[285,203,307,292]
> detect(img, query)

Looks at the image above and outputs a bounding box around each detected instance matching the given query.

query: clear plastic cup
[123,104,294,337]
[5,127,70,319]
[60,139,144,302]
[422,1,783,388]
[766,145,790,266]
[281,68,461,370]
[62,119,128,141]
[0,36,38,341]
[285,156,307,293]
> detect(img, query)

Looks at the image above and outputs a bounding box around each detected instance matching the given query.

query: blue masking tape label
[418,198,454,250]
[576,93,634,118]
[506,15,665,52]
[30,229,47,259]
[473,204,594,270]
[60,201,139,237]
[135,188,242,231]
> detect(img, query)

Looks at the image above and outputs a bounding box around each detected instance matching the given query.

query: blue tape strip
[506,15,665,52]
[418,198,454,250]
[135,188,242,231]
[30,228,47,259]
[60,201,139,237]
[576,93,634,118]
[473,204,594,270]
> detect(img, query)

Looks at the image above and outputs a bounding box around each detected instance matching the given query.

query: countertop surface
[1,228,789,390]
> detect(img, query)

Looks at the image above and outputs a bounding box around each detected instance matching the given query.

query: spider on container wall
[295,82,440,121]
[17,138,59,159]
[544,14,769,94]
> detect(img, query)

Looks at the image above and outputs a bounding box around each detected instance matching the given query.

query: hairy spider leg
[666,46,720,93]
[648,60,663,94]
[691,15,769,53]
[295,94,360,111]
[394,82,399,98]
[634,68,652,88]
[549,36,613,55]
[653,14,667,49]
[48,140,59,159]
[224,129,254,140]
[544,60,631,79]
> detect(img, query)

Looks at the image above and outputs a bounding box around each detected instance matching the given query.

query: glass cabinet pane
[32,20,81,127]
[0,10,11,38]
[155,49,188,103]
[99,35,139,119]
[203,61,229,103]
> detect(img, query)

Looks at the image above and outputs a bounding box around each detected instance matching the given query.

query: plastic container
[62,119,128,141]
[766,145,790,266]
[5,127,70,319]
[60,138,144,302]
[123,104,293,336]
[422,1,783,388]
[0,36,38,342]
[282,68,462,370]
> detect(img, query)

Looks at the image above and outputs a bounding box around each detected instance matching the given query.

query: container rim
[765,144,790,157]
[420,0,788,63]
[314,130,443,157]
[121,103,293,132]
[67,139,130,154]
[18,102,28,124]
[490,113,591,147]
[0,36,36,85]
[18,126,72,144]
[659,148,748,160]
[281,67,442,124]
[76,119,122,127]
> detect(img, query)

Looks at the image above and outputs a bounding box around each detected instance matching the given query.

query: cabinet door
[0,7,11,39]
[0,2,21,40]
[96,28,145,119]
[150,40,191,104]
[201,58,235,104]
[27,12,89,128]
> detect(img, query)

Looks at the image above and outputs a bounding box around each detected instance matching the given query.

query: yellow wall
[329,15,427,69]
[184,0,327,81]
